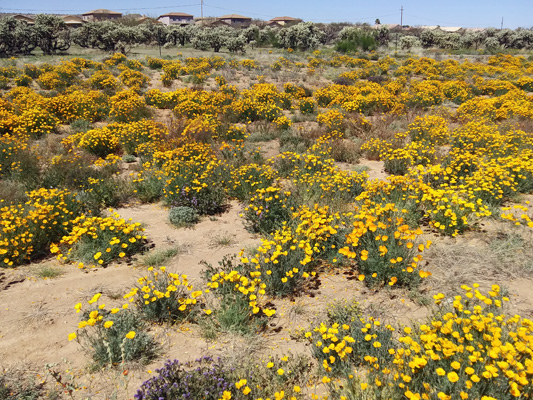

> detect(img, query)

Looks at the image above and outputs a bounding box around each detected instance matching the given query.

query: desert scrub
[51,212,147,268]
[107,119,168,156]
[76,126,120,158]
[134,357,232,400]
[243,205,350,296]
[118,67,149,90]
[307,298,396,376]
[202,256,275,335]
[123,267,203,323]
[242,186,295,235]
[169,206,199,227]
[0,368,45,400]
[0,188,84,267]
[109,90,150,123]
[0,132,30,179]
[132,164,165,203]
[228,163,278,202]
[71,294,159,367]
[299,97,317,114]
[15,107,59,139]
[338,202,432,288]
[135,353,311,400]
[162,163,228,215]
[330,285,533,400]
[89,69,119,92]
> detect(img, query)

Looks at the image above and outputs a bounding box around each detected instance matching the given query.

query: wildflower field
[1,47,533,400]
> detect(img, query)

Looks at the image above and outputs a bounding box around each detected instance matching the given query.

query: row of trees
[0,15,71,56]
[0,16,333,55]
[1,14,533,57]
[336,25,533,52]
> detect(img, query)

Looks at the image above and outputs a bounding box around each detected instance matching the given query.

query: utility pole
[500,17,504,30]
[400,6,403,29]
[201,0,204,19]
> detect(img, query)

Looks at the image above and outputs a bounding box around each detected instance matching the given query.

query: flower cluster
[51,212,147,268]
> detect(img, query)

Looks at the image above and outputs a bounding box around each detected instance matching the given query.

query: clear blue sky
[1,0,532,28]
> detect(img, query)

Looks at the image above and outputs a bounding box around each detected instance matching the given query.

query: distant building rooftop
[270,16,299,21]
[218,14,251,20]
[82,9,122,15]
[159,12,193,17]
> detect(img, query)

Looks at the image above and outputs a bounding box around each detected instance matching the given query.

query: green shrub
[307,298,396,375]
[201,256,270,336]
[76,306,159,367]
[299,97,317,114]
[242,187,295,235]
[122,154,137,163]
[169,206,199,227]
[0,369,43,400]
[14,74,32,87]
[336,29,378,53]
[128,267,203,323]
[70,119,91,134]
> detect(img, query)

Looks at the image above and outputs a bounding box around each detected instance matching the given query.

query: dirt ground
[1,50,533,399]
[1,162,532,399]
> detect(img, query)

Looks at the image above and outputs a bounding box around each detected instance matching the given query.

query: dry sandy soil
[1,61,533,399]
[1,161,532,399]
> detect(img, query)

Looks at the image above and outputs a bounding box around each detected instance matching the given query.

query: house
[267,16,301,26]
[158,12,194,26]
[11,14,35,24]
[196,18,231,27]
[82,9,122,22]
[217,14,251,27]
[62,15,84,28]
[138,16,161,25]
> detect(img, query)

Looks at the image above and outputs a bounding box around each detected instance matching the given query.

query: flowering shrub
[307,298,396,375]
[71,295,158,367]
[134,357,232,400]
[0,189,84,267]
[228,163,277,202]
[331,285,531,400]
[0,132,27,177]
[339,202,432,288]
[51,212,147,268]
[109,90,149,122]
[118,67,149,90]
[299,97,317,114]
[77,127,120,158]
[107,119,168,155]
[135,354,309,400]
[243,186,295,235]
[89,70,119,91]
[204,258,273,333]
[16,108,58,138]
[154,144,228,215]
[124,267,203,323]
